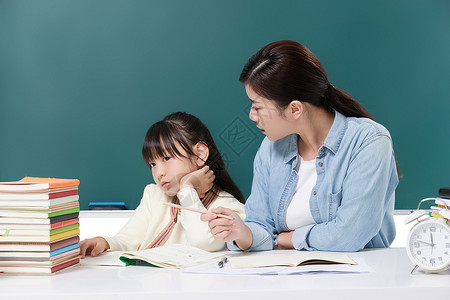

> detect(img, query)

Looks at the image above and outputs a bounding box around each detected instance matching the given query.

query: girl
[203,40,399,252]
[80,112,245,257]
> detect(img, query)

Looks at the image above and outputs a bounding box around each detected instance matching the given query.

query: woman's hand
[180,165,215,197]
[79,237,110,258]
[275,231,295,250]
[201,207,253,250]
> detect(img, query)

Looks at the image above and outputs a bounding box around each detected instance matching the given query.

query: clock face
[406,219,450,272]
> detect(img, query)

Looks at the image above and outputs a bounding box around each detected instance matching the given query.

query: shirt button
[313,191,317,195]
[318,162,323,167]
[321,148,325,152]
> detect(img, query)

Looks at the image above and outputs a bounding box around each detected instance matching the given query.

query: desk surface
[1,248,449,300]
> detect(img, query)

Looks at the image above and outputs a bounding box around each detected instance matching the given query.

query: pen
[162,202,233,220]
[218,256,228,268]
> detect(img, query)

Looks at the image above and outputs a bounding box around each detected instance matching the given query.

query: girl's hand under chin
[179,166,215,198]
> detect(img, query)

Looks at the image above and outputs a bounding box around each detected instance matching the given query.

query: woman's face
[245,85,292,141]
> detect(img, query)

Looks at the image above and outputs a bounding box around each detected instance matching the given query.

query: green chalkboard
[1,1,449,210]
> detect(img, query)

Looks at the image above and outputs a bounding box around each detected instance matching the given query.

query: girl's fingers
[200,165,210,175]
[79,240,93,259]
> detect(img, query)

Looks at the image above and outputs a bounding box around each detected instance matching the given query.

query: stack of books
[0,177,81,274]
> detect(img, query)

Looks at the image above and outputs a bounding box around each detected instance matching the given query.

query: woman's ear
[193,142,209,167]
[289,100,303,119]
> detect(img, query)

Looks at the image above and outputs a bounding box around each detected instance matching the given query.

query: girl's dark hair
[239,40,374,120]
[142,112,245,203]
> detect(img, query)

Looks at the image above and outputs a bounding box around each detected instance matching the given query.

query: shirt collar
[283,134,299,164]
[322,110,347,155]
[282,110,347,163]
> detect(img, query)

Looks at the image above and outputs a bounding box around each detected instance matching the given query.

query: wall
[1,1,449,209]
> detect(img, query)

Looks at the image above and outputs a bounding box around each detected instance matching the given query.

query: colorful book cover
[0,228,79,243]
[0,189,78,199]
[0,207,80,219]
[0,256,80,274]
[0,213,80,225]
[0,223,79,237]
[0,243,80,260]
[0,236,80,251]
[19,177,80,189]
[0,177,79,192]
[0,195,79,208]
[0,218,79,230]
[0,252,79,267]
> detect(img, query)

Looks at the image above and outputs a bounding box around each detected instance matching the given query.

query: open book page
[183,256,372,275]
[230,250,357,268]
[120,244,225,268]
[80,251,125,267]
[80,244,225,268]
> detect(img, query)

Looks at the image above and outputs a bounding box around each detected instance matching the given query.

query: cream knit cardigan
[104,185,245,252]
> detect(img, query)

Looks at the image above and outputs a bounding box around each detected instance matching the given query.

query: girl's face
[149,144,199,197]
[246,85,292,141]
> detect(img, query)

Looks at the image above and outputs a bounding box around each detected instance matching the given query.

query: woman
[203,40,399,252]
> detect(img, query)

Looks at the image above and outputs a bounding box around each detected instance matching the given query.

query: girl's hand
[180,165,215,198]
[79,237,110,258]
[275,231,295,250]
[201,207,253,250]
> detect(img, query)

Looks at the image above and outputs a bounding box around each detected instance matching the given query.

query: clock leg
[410,265,419,275]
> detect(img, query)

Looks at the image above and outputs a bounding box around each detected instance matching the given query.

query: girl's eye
[163,157,170,162]
[149,162,156,168]
[252,106,259,112]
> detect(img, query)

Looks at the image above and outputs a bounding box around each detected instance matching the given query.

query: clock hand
[430,233,434,256]
[416,240,433,246]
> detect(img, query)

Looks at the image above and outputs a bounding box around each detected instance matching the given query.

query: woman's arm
[219,140,277,251]
[201,139,277,251]
[276,231,295,249]
[240,140,280,251]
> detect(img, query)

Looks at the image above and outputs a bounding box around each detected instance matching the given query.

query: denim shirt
[228,111,399,252]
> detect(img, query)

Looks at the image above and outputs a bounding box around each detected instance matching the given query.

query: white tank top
[285,156,317,230]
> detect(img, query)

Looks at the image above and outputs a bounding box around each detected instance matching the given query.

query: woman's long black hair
[142,112,245,203]
[240,40,400,175]
[239,40,374,120]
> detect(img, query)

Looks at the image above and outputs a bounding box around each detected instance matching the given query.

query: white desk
[78,210,415,247]
[1,248,449,300]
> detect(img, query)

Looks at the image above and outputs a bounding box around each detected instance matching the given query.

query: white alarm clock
[405,198,450,274]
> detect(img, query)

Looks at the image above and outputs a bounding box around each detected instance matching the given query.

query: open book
[81,244,225,269]
[229,251,357,268]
